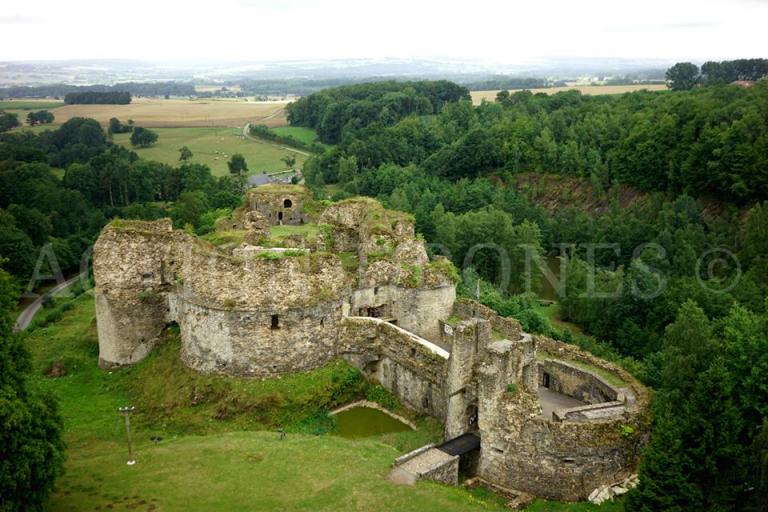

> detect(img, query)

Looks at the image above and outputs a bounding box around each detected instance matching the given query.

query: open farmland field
[0,99,65,110]
[47,97,289,128]
[0,99,65,120]
[470,83,668,104]
[112,127,306,176]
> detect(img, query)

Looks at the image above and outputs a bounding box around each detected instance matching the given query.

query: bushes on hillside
[0,265,65,511]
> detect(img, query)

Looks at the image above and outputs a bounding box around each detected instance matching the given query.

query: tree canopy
[0,263,65,510]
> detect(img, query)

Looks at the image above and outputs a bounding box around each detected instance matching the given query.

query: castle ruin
[93,184,648,502]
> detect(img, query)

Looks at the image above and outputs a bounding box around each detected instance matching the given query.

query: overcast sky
[1,0,766,63]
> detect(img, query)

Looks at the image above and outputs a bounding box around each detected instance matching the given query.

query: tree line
[0,118,240,281]
[0,81,195,99]
[666,58,768,90]
[64,91,132,105]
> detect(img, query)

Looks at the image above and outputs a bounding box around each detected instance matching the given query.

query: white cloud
[0,0,765,62]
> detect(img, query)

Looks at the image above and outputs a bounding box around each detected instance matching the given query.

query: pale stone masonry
[94,185,648,502]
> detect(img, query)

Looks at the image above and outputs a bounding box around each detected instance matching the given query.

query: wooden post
[118,406,137,465]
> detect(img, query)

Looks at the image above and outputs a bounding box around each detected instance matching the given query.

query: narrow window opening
[271,315,280,330]
[278,212,283,221]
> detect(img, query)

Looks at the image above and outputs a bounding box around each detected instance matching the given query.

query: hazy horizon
[2,0,767,63]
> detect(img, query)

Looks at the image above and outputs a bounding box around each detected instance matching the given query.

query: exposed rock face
[242,211,270,244]
[588,474,639,504]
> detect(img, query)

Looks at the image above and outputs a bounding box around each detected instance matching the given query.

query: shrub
[366,384,401,411]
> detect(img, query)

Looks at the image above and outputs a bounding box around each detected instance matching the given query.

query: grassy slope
[24,293,622,512]
[112,127,307,177]
[270,126,321,145]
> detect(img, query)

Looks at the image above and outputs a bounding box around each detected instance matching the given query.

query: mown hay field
[47,97,289,128]
[470,83,668,104]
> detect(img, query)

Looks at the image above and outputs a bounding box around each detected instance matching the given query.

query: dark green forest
[286,80,470,144]
[293,72,768,511]
[63,91,132,105]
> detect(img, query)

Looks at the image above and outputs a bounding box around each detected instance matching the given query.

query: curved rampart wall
[538,359,620,405]
[476,333,649,501]
[170,294,344,377]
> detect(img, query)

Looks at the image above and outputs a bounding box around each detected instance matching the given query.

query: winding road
[14,272,87,332]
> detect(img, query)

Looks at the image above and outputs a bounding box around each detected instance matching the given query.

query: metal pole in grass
[118,406,137,465]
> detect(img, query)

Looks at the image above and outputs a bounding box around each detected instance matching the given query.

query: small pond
[333,406,412,439]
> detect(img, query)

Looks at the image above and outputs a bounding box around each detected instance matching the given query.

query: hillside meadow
[112,127,307,176]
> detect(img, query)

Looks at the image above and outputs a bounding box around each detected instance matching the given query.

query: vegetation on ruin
[255,249,307,260]
[536,351,628,388]
[201,229,246,247]
[17,293,542,512]
[268,223,321,241]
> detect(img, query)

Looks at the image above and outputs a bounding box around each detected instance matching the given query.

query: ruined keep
[246,184,312,225]
[93,186,648,503]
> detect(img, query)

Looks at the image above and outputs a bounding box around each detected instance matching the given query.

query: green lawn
[534,302,585,335]
[112,127,307,177]
[0,100,64,110]
[270,126,322,145]
[269,224,320,240]
[24,293,623,511]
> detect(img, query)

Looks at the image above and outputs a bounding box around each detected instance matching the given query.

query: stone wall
[170,295,344,377]
[538,359,619,405]
[93,219,188,368]
[454,299,523,341]
[246,185,311,225]
[535,336,649,410]
[350,284,455,343]
[444,319,491,439]
[418,454,460,485]
[94,219,349,375]
[475,332,648,502]
[339,317,450,418]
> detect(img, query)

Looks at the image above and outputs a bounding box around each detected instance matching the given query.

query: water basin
[333,406,412,438]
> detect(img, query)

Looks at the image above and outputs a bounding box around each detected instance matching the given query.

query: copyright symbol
[695,248,741,294]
